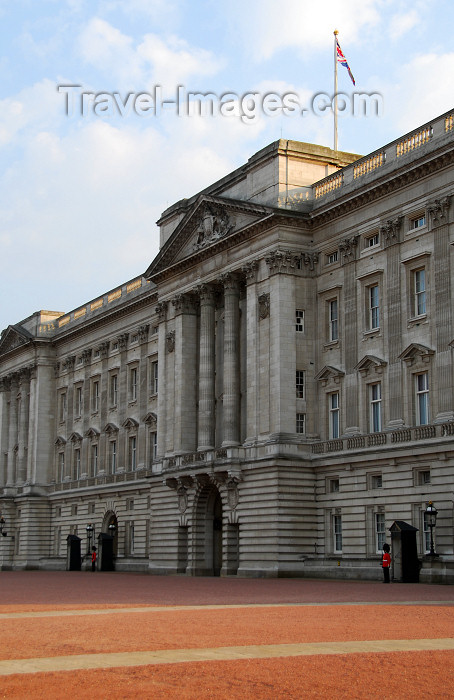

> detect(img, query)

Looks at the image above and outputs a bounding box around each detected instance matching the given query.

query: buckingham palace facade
[1,109,454,582]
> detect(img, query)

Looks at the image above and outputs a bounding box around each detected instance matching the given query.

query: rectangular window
[296,371,305,399]
[91,444,98,476]
[330,478,340,493]
[412,215,426,230]
[327,251,338,264]
[75,386,83,417]
[296,413,306,434]
[333,514,342,552]
[329,299,338,341]
[375,513,386,552]
[59,452,65,482]
[370,383,382,433]
[414,268,426,316]
[371,473,383,489]
[151,361,158,394]
[129,522,135,555]
[369,285,379,330]
[130,367,138,401]
[74,448,81,480]
[329,392,340,439]
[150,431,157,463]
[365,233,379,248]
[110,374,118,406]
[295,309,305,332]
[92,380,99,413]
[129,436,137,471]
[59,393,66,423]
[416,372,429,425]
[423,511,432,553]
[110,440,117,474]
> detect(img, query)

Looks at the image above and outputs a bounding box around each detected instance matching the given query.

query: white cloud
[388,9,420,40]
[222,0,382,61]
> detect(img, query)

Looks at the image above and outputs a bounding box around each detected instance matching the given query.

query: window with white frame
[91,444,98,476]
[333,514,342,552]
[370,382,382,433]
[368,284,380,330]
[110,440,117,474]
[91,380,100,413]
[329,298,338,341]
[129,367,138,401]
[416,372,429,425]
[329,392,340,439]
[411,214,426,230]
[59,452,65,482]
[74,448,81,480]
[296,413,306,434]
[150,360,158,394]
[129,436,137,471]
[150,431,157,463]
[365,232,379,248]
[296,370,305,398]
[413,268,426,316]
[295,309,305,332]
[375,512,386,552]
[110,373,118,406]
[59,392,67,423]
[75,385,83,417]
[423,511,433,553]
[327,251,338,264]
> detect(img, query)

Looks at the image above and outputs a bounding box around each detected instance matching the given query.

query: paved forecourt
[1,572,454,698]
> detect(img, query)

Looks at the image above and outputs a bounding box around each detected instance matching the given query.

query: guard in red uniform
[382,543,391,583]
[91,546,97,572]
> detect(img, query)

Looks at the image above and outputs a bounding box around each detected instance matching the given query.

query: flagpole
[333,29,338,152]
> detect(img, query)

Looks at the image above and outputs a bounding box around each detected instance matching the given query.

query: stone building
[1,109,454,581]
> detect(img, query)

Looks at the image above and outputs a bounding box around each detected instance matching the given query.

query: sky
[1,0,454,332]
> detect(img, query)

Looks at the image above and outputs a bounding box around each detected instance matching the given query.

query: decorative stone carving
[194,203,234,250]
[226,474,242,510]
[265,250,300,274]
[54,362,60,377]
[379,218,402,247]
[137,325,150,343]
[172,294,197,314]
[428,196,450,226]
[98,342,110,359]
[166,330,175,353]
[339,235,359,263]
[258,293,270,320]
[117,334,129,352]
[155,301,168,322]
[302,252,319,271]
[81,348,92,366]
[62,355,76,372]
[242,260,259,283]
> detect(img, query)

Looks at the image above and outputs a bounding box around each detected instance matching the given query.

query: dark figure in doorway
[91,546,97,572]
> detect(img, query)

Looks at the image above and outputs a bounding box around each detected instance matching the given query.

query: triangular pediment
[399,343,434,364]
[355,355,387,374]
[0,325,33,357]
[315,365,345,383]
[145,195,274,279]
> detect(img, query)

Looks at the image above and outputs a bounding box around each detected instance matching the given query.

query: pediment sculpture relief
[194,203,234,250]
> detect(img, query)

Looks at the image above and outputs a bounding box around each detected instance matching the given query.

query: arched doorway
[99,511,118,571]
[192,484,223,576]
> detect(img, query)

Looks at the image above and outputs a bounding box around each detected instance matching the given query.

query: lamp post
[425,501,438,556]
[108,522,116,538]
[86,523,94,555]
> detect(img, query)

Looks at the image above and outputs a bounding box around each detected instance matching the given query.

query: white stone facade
[1,112,454,582]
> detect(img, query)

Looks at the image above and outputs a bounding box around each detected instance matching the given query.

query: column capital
[172,293,198,315]
[155,300,168,322]
[220,271,241,292]
[265,249,300,275]
[428,196,450,227]
[196,284,217,304]
[379,218,402,248]
[242,260,259,284]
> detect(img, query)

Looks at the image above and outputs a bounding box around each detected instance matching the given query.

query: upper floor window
[414,268,426,316]
[58,452,65,482]
[150,360,158,394]
[327,251,338,265]
[150,431,157,464]
[91,380,99,413]
[129,367,138,402]
[74,448,81,480]
[416,372,429,425]
[296,371,305,399]
[375,513,386,552]
[296,413,306,434]
[110,440,117,474]
[75,385,83,417]
[370,382,382,433]
[329,392,340,439]
[59,392,67,423]
[329,299,338,341]
[365,232,379,248]
[91,444,98,476]
[369,284,380,330]
[333,514,342,552]
[110,374,118,406]
[411,215,426,230]
[129,436,137,471]
[296,309,305,332]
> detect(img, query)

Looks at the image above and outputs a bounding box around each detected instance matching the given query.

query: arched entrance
[99,511,118,571]
[192,484,223,576]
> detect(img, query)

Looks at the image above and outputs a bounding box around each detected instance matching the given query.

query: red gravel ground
[1,572,454,699]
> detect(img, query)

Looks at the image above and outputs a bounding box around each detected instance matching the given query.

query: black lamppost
[0,516,6,537]
[86,523,94,555]
[108,522,116,538]
[426,501,438,556]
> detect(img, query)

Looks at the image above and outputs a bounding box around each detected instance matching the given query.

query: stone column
[172,294,198,454]
[243,261,260,444]
[197,285,216,450]
[156,302,168,459]
[7,374,19,486]
[221,273,241,446]
[339,236,359,435]
[0,377,9,487]
[17,368,30,484]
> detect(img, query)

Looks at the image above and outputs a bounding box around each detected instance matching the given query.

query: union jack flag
[336,38,355,85]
